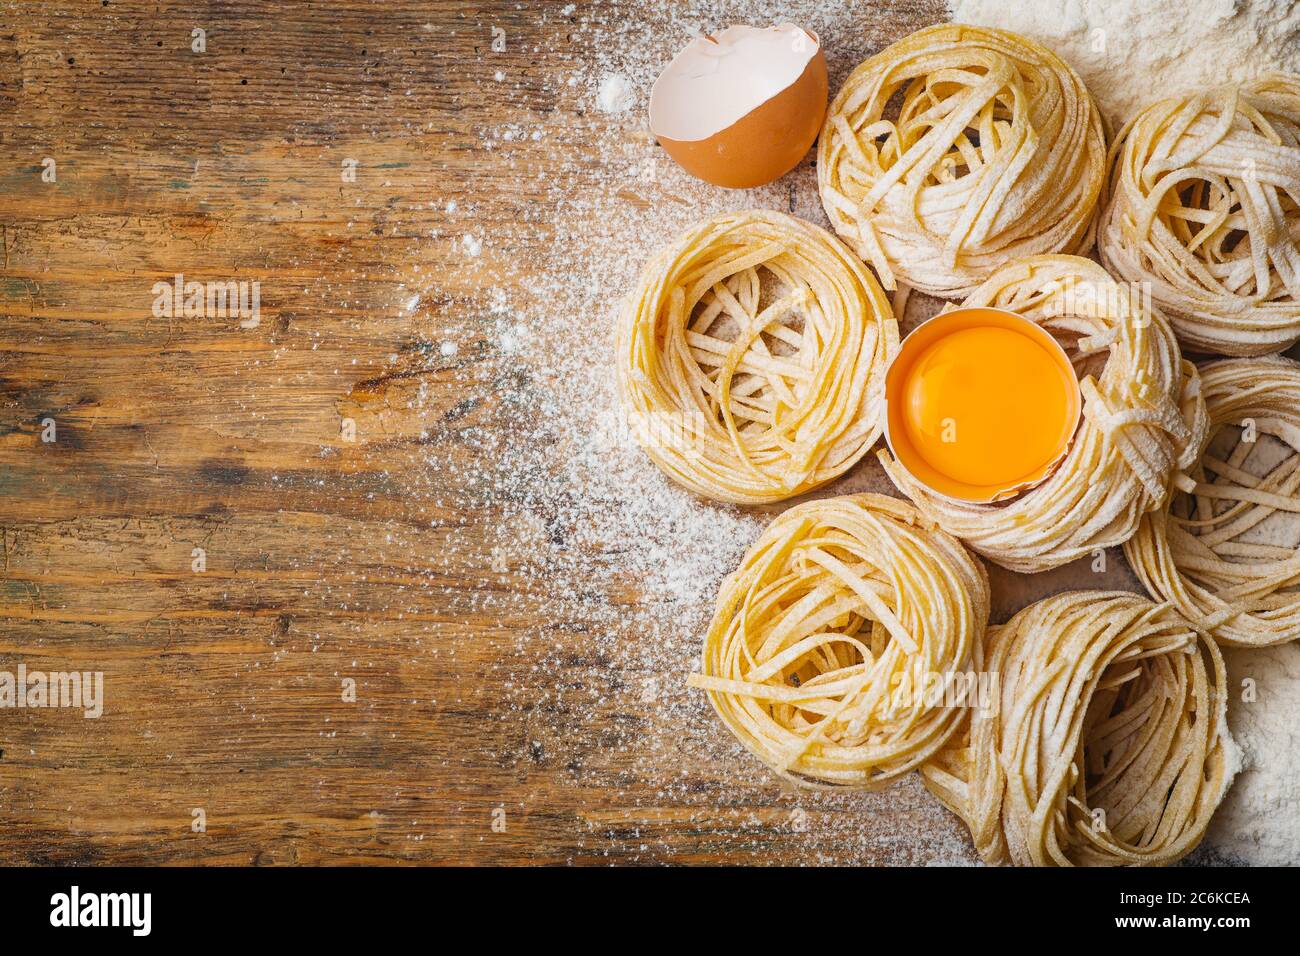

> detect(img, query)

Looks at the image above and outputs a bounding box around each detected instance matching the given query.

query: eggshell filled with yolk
[885,308,1081,503]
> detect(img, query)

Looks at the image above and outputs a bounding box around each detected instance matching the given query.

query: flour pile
[949,0,1300,126]
[1208,646,1300,866]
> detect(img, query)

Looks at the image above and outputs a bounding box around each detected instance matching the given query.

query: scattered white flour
[596,72,635,113]
[1206,645,1300,865]
[461,233,482,257]
[441,0,980,864]
[949,0,1300,125]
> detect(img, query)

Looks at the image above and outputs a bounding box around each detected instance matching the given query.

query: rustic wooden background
[0,0,1250,866]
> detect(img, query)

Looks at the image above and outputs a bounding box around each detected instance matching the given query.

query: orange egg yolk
[897,324,1076,493]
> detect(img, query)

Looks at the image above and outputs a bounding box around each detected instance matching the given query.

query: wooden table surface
[3,0,1231,866]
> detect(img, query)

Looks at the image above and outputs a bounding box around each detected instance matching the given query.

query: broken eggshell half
[649,24,827,189]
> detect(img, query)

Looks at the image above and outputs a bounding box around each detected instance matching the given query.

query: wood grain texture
[0,0,1160,866]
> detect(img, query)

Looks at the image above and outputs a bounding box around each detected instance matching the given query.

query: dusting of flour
[450,0,975,863]
[949,0,1300,126]
[1206,646,1300,865]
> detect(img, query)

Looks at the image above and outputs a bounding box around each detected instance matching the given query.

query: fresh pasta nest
[922,591,1233,867]
[881,255,1207,573]
[617,210,897,504]
[1126,356,1300,647]
[1099,75,1300,356]
[817,24,1106,298]
[688,493,989,788]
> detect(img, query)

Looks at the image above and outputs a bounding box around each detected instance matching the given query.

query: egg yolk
[899,325,1075,489]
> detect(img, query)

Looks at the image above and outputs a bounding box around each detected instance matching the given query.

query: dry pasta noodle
[921,591,1233,867]
[817,24,1106,299]
[617,210,898,504]
[881,255,1207,573]
[687,493,989,788]
[1099,75,1300,357]
[1125,356,1300,647]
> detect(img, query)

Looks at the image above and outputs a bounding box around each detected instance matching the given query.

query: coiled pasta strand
[1099,75,1300,356]
[688,493,989,788]
[921,591,1233,866]
[818,24,1106,298]
[617,210,897,504]
[1125,356,1300,647]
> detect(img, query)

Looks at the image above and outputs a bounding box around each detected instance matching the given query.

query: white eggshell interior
[649,24,819,142]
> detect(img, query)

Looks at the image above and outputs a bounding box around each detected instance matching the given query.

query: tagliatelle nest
[817,24,1107,298]
[1125,357,1300,647]
[1099,75,1300,356]
[880,255,1206,573]
[921,591,1234,867]
[616,210,898,504]
[687,493,989,789]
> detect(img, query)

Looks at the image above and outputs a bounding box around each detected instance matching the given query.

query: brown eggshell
[656,48,828,190]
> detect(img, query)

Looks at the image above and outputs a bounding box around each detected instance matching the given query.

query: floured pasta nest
[1100,75,1300,356]
[687,494,989,788]
[617,210,897,504]
[880,255,1206,573]
[1126,356,1300,647]
[922,591,1233,866]
[817,24,1106,298]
